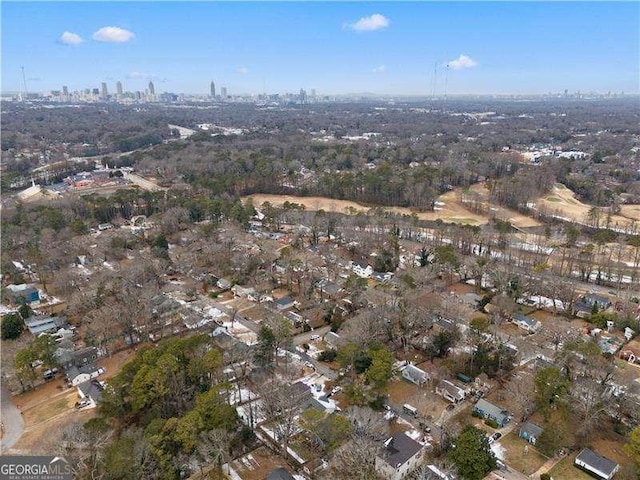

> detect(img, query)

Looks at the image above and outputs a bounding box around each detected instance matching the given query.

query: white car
[331,386,343,395]
[304,361,315,369]
[310,335,321,341]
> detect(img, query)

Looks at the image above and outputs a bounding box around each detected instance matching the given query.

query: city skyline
[1,2,638,96]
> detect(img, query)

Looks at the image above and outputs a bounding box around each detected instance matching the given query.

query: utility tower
[21,66,29,100]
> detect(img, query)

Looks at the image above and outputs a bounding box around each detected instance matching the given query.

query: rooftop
[380,432,423,468]
[520,421,543,438]
[575,448,618,477]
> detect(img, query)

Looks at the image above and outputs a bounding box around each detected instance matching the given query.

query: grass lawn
[548,454,595,480]
[499,432,547,475]
[386,380,448,421]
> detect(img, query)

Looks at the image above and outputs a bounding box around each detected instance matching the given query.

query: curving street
[0,384,24,453]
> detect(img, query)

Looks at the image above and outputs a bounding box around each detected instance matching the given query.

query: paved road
[293,325,331,346]
[1,384,24,453]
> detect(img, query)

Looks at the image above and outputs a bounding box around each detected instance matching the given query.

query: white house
[375,432,425,480]
[231,285,259,302]
[512,313,541,333]
[436,380,466,403]
[67,365,105,387]
[402,364,429,386]
[352,261,374,278]
[574,448,619,480]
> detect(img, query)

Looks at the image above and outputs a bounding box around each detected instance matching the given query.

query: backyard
[548,454,596,480]
[499,432,548,475]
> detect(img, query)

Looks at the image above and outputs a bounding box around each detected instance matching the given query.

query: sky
[1,1,639,96]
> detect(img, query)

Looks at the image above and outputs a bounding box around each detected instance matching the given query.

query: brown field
[466,183,543,228]
[248,183,543,229]
[500,432,548,475]
[538,183,639,231]
[7,379,96,455]
[386,380,448,421]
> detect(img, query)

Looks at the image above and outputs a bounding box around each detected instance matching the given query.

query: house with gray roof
[266,468,295,480]
[584,294,613,310]
[575,448,619,480]
[232,285,259,301]
[275,296,295,310]
[375,432,425,480]
[402,364,429,386]
[519,421,543,444]
[436,380,466,403]
[324,331,344,349]
[77,379,104,406]
[474,399,511,427]
[67,364,105,387]
[318,279,343,298]
[24,315,67,335]
[512,313,541,333]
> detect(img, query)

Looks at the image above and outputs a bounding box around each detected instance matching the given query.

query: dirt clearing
[247,192,488,226]
[538,184,639,231]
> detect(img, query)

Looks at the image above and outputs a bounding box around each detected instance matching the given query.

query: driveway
[293,325,332,346]
[1,384,24,453]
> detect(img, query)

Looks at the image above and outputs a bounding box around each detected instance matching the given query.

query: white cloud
[126,71,151,79]
[92,26,135,43]
[448,54,478,70]
[345,13,389,32]
[59,31,83,45]
[126,71,167,82]
[236,66,249,75]
[372,65,386,74]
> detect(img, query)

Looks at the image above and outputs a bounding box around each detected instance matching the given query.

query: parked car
[310,335,321,341]
[75,400,91,409]
[492,432,502,441]
[304,361,315,369]
[446,404,455,411]
[43,368,58,380]
[331,386,342,395]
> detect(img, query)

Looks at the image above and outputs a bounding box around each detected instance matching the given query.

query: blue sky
[2,2,638,95]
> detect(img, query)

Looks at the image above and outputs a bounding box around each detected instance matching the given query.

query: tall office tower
[92,88,100,96]
[148,81,155,95]
[100,82,108,99]
[135,91,142,100]
[310,89,316,99]
[62,85,69,96]
[210,81,216,97]
[221,87,228,100]
[299,88,307,104]
[116,81,123,95]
